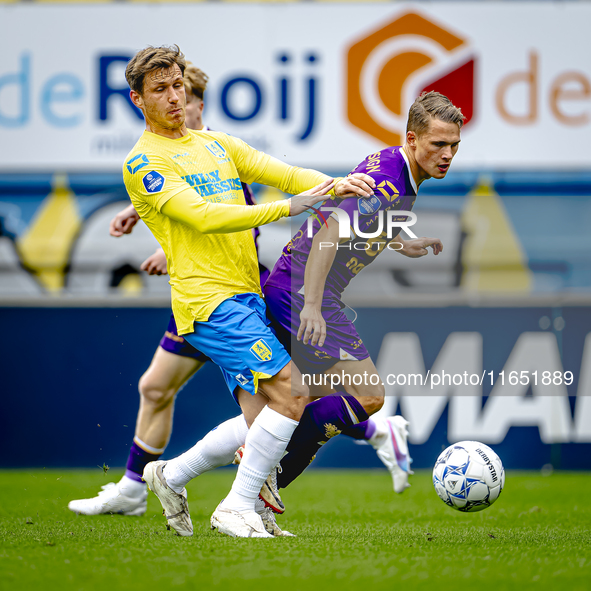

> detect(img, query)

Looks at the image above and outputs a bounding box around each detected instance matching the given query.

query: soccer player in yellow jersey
[68,63,277,524]
[121,45,374,538]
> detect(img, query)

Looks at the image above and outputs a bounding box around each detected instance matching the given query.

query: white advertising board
[1,2,590,171]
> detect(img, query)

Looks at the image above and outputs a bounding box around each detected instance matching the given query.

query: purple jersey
[242,181,261,247]
[265,146,417,300]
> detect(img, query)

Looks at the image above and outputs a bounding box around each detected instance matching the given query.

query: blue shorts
[183,292,290,400]
[159,265,269,363]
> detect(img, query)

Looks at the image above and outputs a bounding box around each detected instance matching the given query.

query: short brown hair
[125,45,186,94]
[407,91,465,136]
[184,62,209,100]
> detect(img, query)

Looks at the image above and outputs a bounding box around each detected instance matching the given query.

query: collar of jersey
[399,147,418,195]
[143,129,198,144]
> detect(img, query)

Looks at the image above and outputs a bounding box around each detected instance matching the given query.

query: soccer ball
[432,441,505,512]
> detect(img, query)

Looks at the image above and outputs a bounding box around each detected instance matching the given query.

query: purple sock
[342,418,376,440]
[125,441,162,483]
[277,393,369,489]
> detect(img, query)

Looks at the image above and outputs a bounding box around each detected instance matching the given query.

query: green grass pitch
[1,469,590,590]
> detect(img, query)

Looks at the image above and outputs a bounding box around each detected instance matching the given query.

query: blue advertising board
[2,305,589,471]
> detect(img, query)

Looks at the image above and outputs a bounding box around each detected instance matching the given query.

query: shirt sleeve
[123,152,190,214]
[161,188,289,234]
[123,150,290,234]
[330,171,404,234]
[123,148,289,234]
[214,132,338,195]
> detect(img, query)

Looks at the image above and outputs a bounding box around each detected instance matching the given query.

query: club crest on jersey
[358,195,381,215]
[250,339,272,362]
[142,171,165,193]
[126,154,149,174]
[205,141,227,159]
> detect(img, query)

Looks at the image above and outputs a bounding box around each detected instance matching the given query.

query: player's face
[184,90,204,131]
[408,119,461,182]
[134,64,186,132]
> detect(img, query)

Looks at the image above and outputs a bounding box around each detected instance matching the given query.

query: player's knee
[267,363,309,420]
[363,395,384,415]
[138,374,176,408]
[289,375,309,399]
[271,362,309,396]
[282,395,308,421]
[357,386,385,415]
[374,381,386,400]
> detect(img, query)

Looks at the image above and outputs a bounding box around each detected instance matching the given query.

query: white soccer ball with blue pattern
[433,441,505,512]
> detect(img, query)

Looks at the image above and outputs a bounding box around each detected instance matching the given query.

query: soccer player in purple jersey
[67,63,271,520]
[262,91,463,493]
[145,92,462,538]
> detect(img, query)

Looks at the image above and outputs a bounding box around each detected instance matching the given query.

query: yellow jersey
[123,129,330,334]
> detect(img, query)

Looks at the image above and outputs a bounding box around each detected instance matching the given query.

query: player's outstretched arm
[162,186,291,234]
[288,179,336,216]
[110,204,141,237]
[288,173,375,215]
[229,133,375,200]
[298,217,340,347]
[140,248,168,275]
[397,236,443,258]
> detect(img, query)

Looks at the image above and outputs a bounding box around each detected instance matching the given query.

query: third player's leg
[136,346,205,449]
[320,356,384,416]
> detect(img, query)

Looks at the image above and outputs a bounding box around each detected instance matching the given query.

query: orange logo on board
[346,11,475,146]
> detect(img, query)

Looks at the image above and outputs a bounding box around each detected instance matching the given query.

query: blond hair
[407,91,465,136]
[125,45,186,95]
[184,62,209,100]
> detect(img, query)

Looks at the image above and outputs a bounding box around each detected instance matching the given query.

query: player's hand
[140,249,168,275]
[399,237,443,258]
[334,173,375,199]
[298,303,327,348]
[110,204,141,237]
[288,179,336,216]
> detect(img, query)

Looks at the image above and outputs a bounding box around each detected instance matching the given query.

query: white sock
[118,475,147,497]
[163,415,249,493]
[222,405,298,513]
[368,418,386,449]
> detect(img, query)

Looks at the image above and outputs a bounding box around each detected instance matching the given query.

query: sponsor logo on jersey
[182,171,241,198]
[358,195,381,215]
[235,373,250,386]
[142,171,165,193]
[205,140,227,159]
[375,180,400,202]
[365,152,381,173]
[250,339,273,362]
[126,154,150,174]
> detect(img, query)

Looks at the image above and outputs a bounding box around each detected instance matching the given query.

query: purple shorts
[159,314,210,362]
[263,285,369,374]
